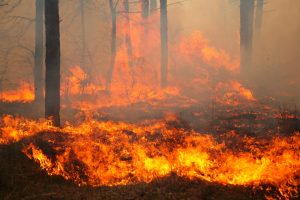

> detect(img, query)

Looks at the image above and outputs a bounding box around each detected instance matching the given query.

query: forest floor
[0,100,299,200]
[0,141,268,200]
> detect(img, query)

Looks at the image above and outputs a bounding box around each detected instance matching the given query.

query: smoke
[252,0,300,106]
[0,0,299,108]
[170,0,300,107]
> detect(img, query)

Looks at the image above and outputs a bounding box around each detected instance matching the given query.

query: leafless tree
[0,0,35,94]
[141,0,149,18]
[160,0,168,87]
[123,0,133,66]
[106,0,118,91]
[45,0,60,126]
[255,0,264,33]
[240,0,255,76]
[150,0,157,13]
[34,0,45,102]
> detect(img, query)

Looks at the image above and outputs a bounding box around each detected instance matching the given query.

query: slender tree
[79,0,86,72]
[255,0,264,33]
[240,0,255,75]
[150,0,157,13]
[106,0,117,90]
[45,0,60,126]
[124,0,133,65]
[160,0,168,87]
[79,0,88,94]
[34,0,45,102]
[141,0,150,19]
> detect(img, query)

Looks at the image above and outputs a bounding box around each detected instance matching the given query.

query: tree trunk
[80,0,86,71]
[240,0,255,76]
[124,0,133,65]
[160,0,168,88]
[141,0,149,19]
[255,0,264,33]
[124,0,135,87]
[106,0,117,90]
[45,0,60,126]
[34,0,45,103]
[79,0,87,93]
[150,0,157,13]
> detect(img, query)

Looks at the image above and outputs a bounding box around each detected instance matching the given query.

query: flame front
[1,115,299,199]
[0,82,34,103]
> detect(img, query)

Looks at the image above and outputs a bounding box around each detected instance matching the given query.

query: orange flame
[0,82,34,102]
[1,115,299,199]
[177,31,240,72]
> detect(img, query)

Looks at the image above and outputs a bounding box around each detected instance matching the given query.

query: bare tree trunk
[150,0,157,13]
[34,0,44,103]
[79,0,87,94]
[160,0,168,88]
[106,0,117,91]
[45,0,60,126]
[255,0,264,33]
[80,0,86,71]
[240,0,255,76]
[141,0,149,19]
[124,0,133,65]
[124,0,135,87]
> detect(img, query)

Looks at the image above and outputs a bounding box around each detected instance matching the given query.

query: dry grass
[0,142,269,200]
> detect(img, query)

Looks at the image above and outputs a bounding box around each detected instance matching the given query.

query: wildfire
[0,16,245,110]
[0,115,299,199]
[1,1,299,199]
[231,81,255,101]
[61,65,184,109]
[215,81,256,106]
[177,31,240,72]
[0,82,34,103]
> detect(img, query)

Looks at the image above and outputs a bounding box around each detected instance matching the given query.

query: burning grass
[0,77,299,199]
[0,142,263,200]
[0,112,299,199]
[0,82,34,103]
